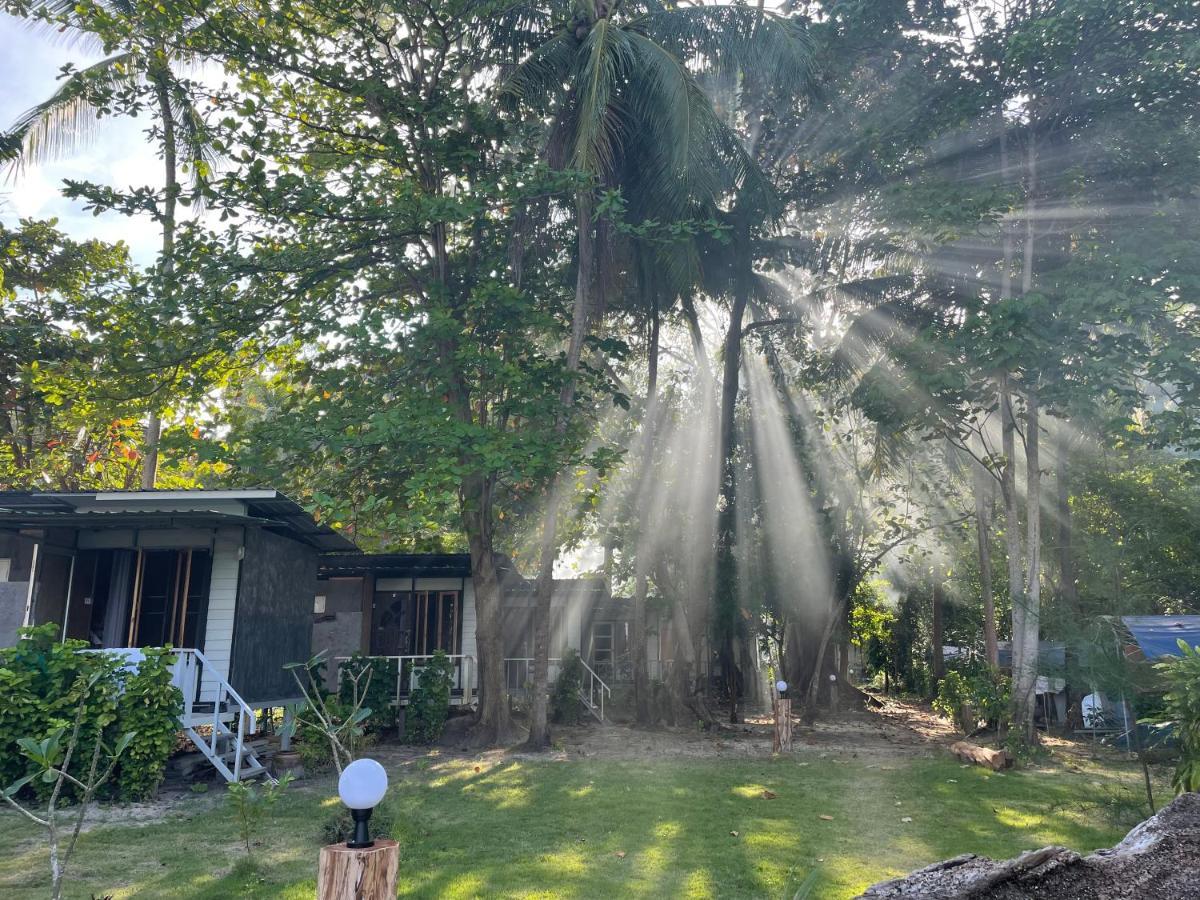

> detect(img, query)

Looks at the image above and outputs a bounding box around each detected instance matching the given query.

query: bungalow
[311,553,671,721]
[0,488,669,780]
[0,489,354,781]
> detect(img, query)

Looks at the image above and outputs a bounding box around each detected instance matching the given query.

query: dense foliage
[551,649,585,726]
[1156,641,1200,793]
[0,625,181,802]
[405,651,454,745]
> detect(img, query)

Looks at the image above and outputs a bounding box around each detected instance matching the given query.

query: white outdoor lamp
[775,679,788,698]
[338,758,389,849]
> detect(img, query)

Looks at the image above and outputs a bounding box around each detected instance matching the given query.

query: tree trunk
[142,65,178,491]
[463,474,515,746]
[1056,429,1077,611]
[1000,378,1024,709]
[714,270,750,723]
[527,193,596,749]
[630,294,660,725]
[1014,386,1042,743]
[931,576,945,686]
[973,459,1000,667]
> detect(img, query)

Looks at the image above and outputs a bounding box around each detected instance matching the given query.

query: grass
[0,750,1157,899]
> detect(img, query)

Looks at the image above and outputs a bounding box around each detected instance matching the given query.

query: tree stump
[774,698,793,752]
[318,839,399,900]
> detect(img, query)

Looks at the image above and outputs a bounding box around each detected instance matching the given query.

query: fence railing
[334,654,475,706]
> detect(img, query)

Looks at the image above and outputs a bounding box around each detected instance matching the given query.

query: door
[371,591,412,656]
[130,549,212,648]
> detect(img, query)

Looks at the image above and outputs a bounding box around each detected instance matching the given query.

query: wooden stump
[774,698,793,752]
[318,839,399,900]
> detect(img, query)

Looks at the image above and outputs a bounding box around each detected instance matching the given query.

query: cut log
[773,698,793,753]
[949,741,1012,771]
[318,838,399,900]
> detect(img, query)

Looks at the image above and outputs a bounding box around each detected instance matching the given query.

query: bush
[1155,640,1200,793]
[551,649,584,725]
[0,624,181,803]
[934,665,1010,733]
[405,650,453,744]
[116,647,183,800]
[338,654,397,735]
[294,695,377,773]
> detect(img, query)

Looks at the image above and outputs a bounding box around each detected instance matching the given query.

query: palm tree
[495,0,812,746]
[3,0,214,489]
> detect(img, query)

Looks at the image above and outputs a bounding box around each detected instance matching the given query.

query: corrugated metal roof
[0,489,357,551]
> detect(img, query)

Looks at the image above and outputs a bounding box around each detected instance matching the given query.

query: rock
[859,793,1200,899]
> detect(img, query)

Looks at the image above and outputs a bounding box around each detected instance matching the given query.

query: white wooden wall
[199,529,243,701]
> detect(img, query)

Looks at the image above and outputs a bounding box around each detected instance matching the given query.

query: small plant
[551,649,584,725]
[1153,640,1200,793]
[0,672,135,900]
[406,650,454,744]
[338,655,398,735]
[281,652,373,774]
[226,774,294,856]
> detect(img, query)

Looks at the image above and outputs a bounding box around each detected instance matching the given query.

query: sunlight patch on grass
[566,783,595,798]
[683,867,716,897]
[731,782,772,798]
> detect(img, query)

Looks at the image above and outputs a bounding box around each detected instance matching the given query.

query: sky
[0,13,163,263]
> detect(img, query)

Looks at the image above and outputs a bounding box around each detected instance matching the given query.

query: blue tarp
[1121,616,1200,659]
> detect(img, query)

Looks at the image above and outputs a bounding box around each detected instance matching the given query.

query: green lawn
[0,751,1150,899]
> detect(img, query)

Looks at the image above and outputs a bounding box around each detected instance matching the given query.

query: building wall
[0,533,35,648]
[229,528,317,704]
[199,528,243,702]
[312,576,367,688]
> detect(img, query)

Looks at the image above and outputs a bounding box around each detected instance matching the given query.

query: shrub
[115,647,183,801]
[933,665,1010,733]
[0,624,181,803]
[1155,640,1200,793]
[551,649,584,725]
[294,695,376,773]
[405,650,453,744]
[338,654,397,734]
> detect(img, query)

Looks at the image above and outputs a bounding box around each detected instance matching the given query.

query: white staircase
[171,649,273,782]
[577,658,611,723]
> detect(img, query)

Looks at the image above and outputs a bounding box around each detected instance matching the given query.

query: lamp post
[318,759,398,899]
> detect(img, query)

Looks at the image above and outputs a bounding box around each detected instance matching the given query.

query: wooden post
[318,839,399,900]
[773,698,793,752]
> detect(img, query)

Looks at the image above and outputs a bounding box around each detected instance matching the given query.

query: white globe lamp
[775,680,788,697]
[338,758,389,848]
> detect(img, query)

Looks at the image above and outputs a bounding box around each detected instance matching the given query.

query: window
[314,594,327,615]
[0,558,9,582]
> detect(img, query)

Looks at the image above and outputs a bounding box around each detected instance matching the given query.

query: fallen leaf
[474,766,481,772]
[615,851,626,859]
[894,801,902,806]
[761,790,777,800]
[901,817,913,823]
[819,815,834,821]
[730,831,739,838]
[947,779,958,783]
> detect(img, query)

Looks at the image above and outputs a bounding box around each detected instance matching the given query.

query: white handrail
[503,656,611,721]
[333,654,476,704]
[171,648,257,780]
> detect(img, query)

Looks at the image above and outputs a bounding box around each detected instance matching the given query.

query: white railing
[333,654,475,707]
[504,656,611,722]
[171,648,260,782]
[578,657,611,722]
